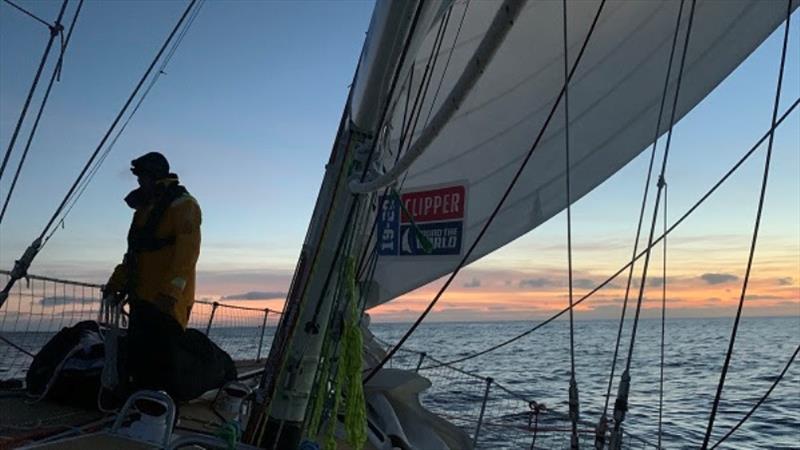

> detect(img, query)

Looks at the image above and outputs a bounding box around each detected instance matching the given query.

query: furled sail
[351,0,795,308]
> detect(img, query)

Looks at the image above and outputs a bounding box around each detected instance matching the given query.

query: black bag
[27,320,237,407]
[26,320,115,408]
[127,300,237,402]
[167,328,237,401]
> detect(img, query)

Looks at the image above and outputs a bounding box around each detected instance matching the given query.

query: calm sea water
[370,316,800,449]
[2,316,797,448]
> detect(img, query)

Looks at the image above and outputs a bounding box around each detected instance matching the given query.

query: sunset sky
[1,1,798,323]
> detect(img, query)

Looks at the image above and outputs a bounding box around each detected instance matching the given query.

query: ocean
[1,316,797,448]
[370,316,800,449]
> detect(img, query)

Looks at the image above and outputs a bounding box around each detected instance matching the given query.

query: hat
[131,152,169,178]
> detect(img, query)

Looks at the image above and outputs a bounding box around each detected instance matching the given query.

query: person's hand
[102,287,124,307]
[154,293,177,316]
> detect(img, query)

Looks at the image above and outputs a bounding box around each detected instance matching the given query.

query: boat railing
[373,336,660,449]
[0,270,282,382]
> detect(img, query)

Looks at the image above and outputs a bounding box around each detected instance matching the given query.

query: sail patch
[377,184,466,257]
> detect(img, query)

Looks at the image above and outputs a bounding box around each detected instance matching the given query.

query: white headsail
[351,0,795,308]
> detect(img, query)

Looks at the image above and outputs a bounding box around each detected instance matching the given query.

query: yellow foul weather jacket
[106,177,201,328]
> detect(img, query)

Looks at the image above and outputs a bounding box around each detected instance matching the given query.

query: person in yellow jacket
[104,151,201,394]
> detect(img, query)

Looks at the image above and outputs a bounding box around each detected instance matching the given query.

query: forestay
[351,0,795,308]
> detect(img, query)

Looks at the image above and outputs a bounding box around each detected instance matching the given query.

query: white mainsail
[351,0,795,308]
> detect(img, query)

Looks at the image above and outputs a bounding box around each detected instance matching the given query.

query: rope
[420,94,800,370]
[600,0,685,421]
[0,0,68,183]
[710,343,800,449]
[700,2,792,447]
[561,1,580,447]
[364,0,608,385]
[1,0,52,29]
[342,260,366,449]
[0,0,85,225]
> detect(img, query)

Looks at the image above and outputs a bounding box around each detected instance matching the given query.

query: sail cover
[351,0,795,308]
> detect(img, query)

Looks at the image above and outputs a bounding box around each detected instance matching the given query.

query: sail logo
[377,184,466,256]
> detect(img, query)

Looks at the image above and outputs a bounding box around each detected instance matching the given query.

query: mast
[243,2,433,446]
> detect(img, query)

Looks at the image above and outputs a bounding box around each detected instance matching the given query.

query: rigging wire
[2,0,51,29]
[561,0,580,447]
[658,179,667,448]
[0,0,85,225]
[419,95,800,370]
[710,343,800,449]
[37,0,198,242]
[600,0,686,423]
[613,0,696,443]
[622,0,693,378]
[603,0,684,415]
[0,0,199,309]
[364,0,609,385]
[0,0,68,184]
[700,2,792,447]
[44,0,206,242]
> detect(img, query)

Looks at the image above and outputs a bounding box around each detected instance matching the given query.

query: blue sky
[1,1,798,320]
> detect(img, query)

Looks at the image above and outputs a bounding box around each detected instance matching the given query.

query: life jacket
[126,182,189,253]
[122,181,189,296]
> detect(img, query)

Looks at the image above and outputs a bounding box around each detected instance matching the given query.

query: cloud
[222,291,287,300]
[487,305,510,311]
[745,294,786,301]
[573,279,595,289]
[463,277,481,288]
[39,295,97,306]
[518,278,552,289]
[777,277,793,286]
[700,273,738,285]
[648,277,664,287]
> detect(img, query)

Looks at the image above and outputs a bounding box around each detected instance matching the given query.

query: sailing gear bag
[26,321,119,408]
[127,299,238,402]
[27,319,237,407]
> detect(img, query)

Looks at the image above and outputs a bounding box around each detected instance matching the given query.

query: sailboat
[0,0,797,449]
